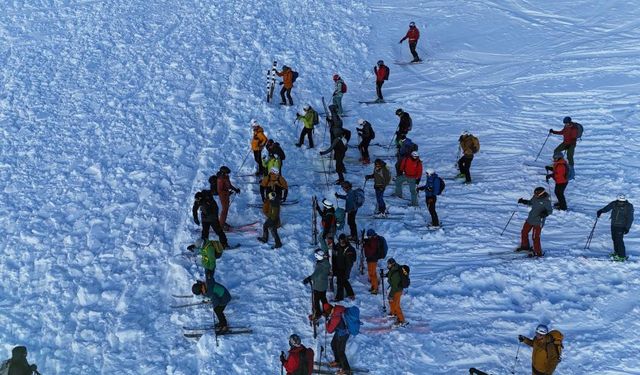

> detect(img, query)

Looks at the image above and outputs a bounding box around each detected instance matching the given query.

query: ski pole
[380,268,387,313]
[280,355,284,375]
[236,148,252,175]
[534,132,551,162]
[386,127,399,150]
[363,178,368,190]
[294,118,300,137]
[500,211,516,236]
[584,217,598,250]
[212,307,219,347]
[510,341,521,374]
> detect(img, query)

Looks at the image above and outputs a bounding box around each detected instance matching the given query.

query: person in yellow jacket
[518,324,563,375]
[295,104,317,148]
[251,120,268,175]
[456,130,480,184]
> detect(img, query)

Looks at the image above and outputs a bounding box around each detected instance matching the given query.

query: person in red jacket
[280,334,314,375]
[549,116,579,168]
[373,60,390,102]
[394,151,423,206]
[323,303,351,375]
[545,152,569,211]
[399,21,421,62]
[214,166,241,231]
[275,65,294,106]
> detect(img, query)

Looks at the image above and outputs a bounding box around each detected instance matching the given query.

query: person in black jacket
[327,105,351,144]
[597,194,634,260]
[266,139,286,175]
[356,119,375,164]
[395,108,412,138]
[192,190,228,247]
[331,234,357,301]
[320,136,347,184]
[5,346,38,375]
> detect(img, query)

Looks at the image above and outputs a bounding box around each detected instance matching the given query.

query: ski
[247,199,299,208]
[358,100,396,104]
[184,328,253,339]
[267,61,277,103]
[314,362,370,373]
[404,223,443,230]
[183,325,250,331]
[171,300,211,309]
[393,60,423,65]
[368,215,405,220]
[227,221,259,229]
[185,243,241,253]
[469,368,491,375]
[171,294,193,298]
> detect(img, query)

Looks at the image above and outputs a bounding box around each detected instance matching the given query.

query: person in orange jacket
[251,120,268,175]
[394,151,423,206]
[215,166,240,230]
[373,60,390,102]
[545,152,569,210]
[518,324,564,375]
[399,21,421,62]
[275,65,294,106]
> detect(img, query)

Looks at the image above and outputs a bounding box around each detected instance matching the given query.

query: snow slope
[1,0,639,374]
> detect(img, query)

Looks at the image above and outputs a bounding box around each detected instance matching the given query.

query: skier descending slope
[549,116,579,171]
[597,194,634,261]
[398,21,422,62]
[517,187,553,257]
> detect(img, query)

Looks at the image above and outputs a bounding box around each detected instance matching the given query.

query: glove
[334,193,339,197]
[399,40,403,44]
[280,351,286,363]
[596,210,602,218]
[518,335,525,342]
[518,198,525,204]
[549,128,553,133]
[624,229,629,234]
[234,188,241,193]
[194,218,200,226]
[296,112,300,116]
[365,175,371,180]
[30,365,37,371]
[545,175,551,183]
[545,166,553,172]
[303,277,311,285]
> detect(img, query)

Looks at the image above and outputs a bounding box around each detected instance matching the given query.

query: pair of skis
[266,61,277,103]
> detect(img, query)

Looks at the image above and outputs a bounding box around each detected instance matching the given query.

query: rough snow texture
[1,0,638,374]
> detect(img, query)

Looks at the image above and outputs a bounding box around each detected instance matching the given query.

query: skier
[216,166,241,231]
[518,324,564,375]
[191,278,232,333]
[374,60,390,102]
[280,334,314,375]
[395,108,413,138]
[517,187,553,257]
[266,139,286,173]
[545,152,569,211]
[362,229,385,294]
[260,167,289,202]
[303,249,331,320]
[399,21,421,62]
[549,116,579,169]
[332,74,346,115]
[386,258,408,327]
[356,118,375,164]
[395,151,423,207]
[416,168,442,227]
[316,199,337,253]
[327,104,351,143]
[335,181,359,239]
[189,238,224,282]
[322,302,351,375]
[262,153,281,176]
[365,159,392,216]
[2,346,38,375]
[251,120,268,176]
[274,65,295,106]
[457,130,480,184]
[331,234,356,301]
[320,135,347,184]
[394,134,417,175]
[295,104,318,148]
[597,194,634,261]
[258,192,283,249]
[192,190,229,248]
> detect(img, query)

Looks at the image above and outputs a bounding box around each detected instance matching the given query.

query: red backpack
[340,80,347,93]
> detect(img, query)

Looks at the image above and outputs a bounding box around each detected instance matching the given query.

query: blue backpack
[292,71,299,83]
[343,306,362,336]
[353,188,365,208]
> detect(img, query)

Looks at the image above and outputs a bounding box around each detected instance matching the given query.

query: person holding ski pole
[545,152,569,211]
[597,194,634,261]
[303,249,331,321]
[394,151,423,207]
[274,65,294,106]
[331,234,356,301]
[417,168,443,227]
[191,278,232,333]
[356,118,375,164]
[296,104,318,148]
[518,324,564,375]
[399,21,421,63]
[374,60,390,102]
[316,199,337,253]
[365,159,392,217]
[3,346,39,375]
[280,334,314,375]
[549,116,580,170]
[386,258,408,327]
[251,120,268,176]
[215,166,241,231]
[335,181,360,240]
[332,74,346,115]
[517,187,552,257]
[192,190,229,248]
[362,229,387,294]
[322,302,351,375]
[395,108,412,138]
[320,136,347,185]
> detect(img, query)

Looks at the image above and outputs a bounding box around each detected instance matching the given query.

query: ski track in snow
[1,0,639,374]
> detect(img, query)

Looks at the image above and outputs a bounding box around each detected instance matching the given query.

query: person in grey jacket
[303,249,331,320]
[365,159,392,216]
[517,186,553,257]
[597,194,634,260]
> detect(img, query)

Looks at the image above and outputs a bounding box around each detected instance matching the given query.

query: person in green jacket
[303,249,331,320]
[2,346,38,375]
[386,258,407,327]
[296,104,317,148]
[188,238,224,281]
[258,192,283,248]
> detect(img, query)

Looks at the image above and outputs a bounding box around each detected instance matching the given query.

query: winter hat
[314,249,326,260]
[333,74,340,81]
[374,158,384,166]
[194,191,203,200]
[426,168,435,175]
[618,194,627,201]
[411,151,419,158]
[535,324,549,335]
[323,302,333,313]
[250,119,258,127]
[219,166,231,174]
[553,151,564,160]
[563,116,572,124]
[322,199,334,209]
[303,104,311,111]
[409,21,416,27]
[338,233,348,242]
[341,180,352,188]
[534,186,546,195]
[11,346,27,359]
[289,334,301,347]
[461,130,470,136]
[395,108,404,116]
[387,257,396,265]
[192,281,204,296]
[377,60,384,66]
[366,229,377,237]
[357,118,365,125]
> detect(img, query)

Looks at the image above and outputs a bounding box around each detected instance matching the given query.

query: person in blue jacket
[335,181,359,240]
[192,278,232,332]
[417,169,442,227]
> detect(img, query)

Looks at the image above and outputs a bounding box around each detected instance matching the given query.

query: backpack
[437,176,445,195]
[335,208,346,230]
[0,360,10,375]
[549,330,564,361]
[202,240,224,263]
[342,306,362,336]
[293,347,314,375]
[292,71,299,83]
[399,265,411,288]
[311,109,319,126]
[383,66,390,80]
[208,175,218,195]
[340,80,347,93]
[368,124,376,140]
[573,122,584,140]
[353,188,365,209]
[376,236,388,260]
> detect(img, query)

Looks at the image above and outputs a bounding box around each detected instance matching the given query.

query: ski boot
[257,237,268,244]
[393,320,409,328]
[610,253,628,262]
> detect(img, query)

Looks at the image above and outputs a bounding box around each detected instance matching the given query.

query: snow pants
[347,210,358,238]
[520,222,542,255]
[367,261,378,292]
[395,175,418,205]
[376,80,384,100]
[280,86,293,106]
[332,93,344,115]
[611,225,627,257]
[358,137,371,160]
[389,291,405,322]
[335,270,354,301]
[375,187,386,214]
[262,219,282,247]
[202,220,228,247]
[214,305,227,327]
[408,41,420,61]
[458,154,474,183]
[218,194,230,228]
[554,143,575,167]
[427,196,439,226]
[312,290,328,319]
[298,127,314,148]
[554,182,567,210]
[331,334,350,372]
[253,150,265,175]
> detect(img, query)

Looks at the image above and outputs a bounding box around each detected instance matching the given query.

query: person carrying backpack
[518,324,564,375]
[331,234,357,301]
[295,104,317,148]
[385,258,407,327]
[374,60,390,102]
[258,192,283,249]
[188,238,224,282]
[320,136,347,185]
[260,168,289,202]
[251,120,269,176]
[365,159,392,217]
[597,194,634,261]
[394,134,417,175]
[192,190,229,248]
[275,65,295,106]
[517,187,553,257]
[332,74,346,115]
[303,249,331,320]
[322,303,351,375]
[395,109,413,138]
[457,131,480,184]
[335,181,360,240]
[395,151,423,207]
[2,346,38,375]
[216,166,241,231]
[417,169,443,227]
[192,278,232,333]
[266,139,286,175]
[316,199,337,253]
[356,119,375,164]
[549,116,579,169]
[280,334,314,375]
[363,229,386,294]
[399,21,421,63]
[545,152,569,211]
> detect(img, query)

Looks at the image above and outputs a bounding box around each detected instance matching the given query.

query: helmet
[366,229,377,237]
[322,199,334,209]
[273,153,280,160]
[563,116,572,124]
[219,166,231,174]
[338,233,348,242]
[357,118,365,125]
[377,60,384,66]
[191,281,204,296]
[617,194,627,201]
[289,334,301,347]
[270,167,279,174]
[282,65,289,70]
[314,249,326,260]
[387,257,396,265]
[411,151,419,158]
[250,119,258,127]
[553,151,564,160]
[333,74,340,81]
[535,324,549,335]
[461,130,470,136]
[395,108,404,116]
[409,21,416,27]
[374,158,384,166]
[268,192,277,200]
[534,186,546,195]
[426,168,435,175]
